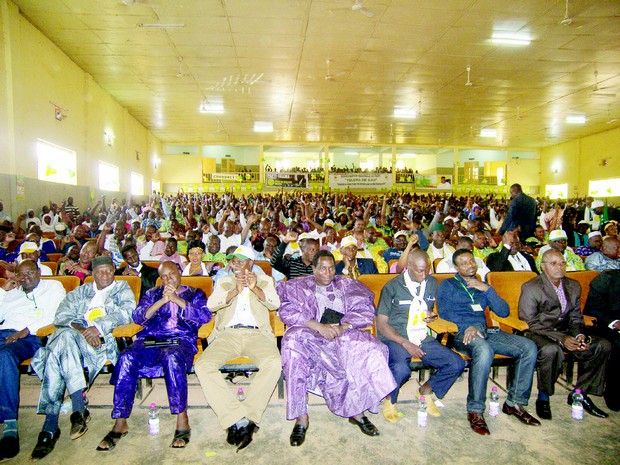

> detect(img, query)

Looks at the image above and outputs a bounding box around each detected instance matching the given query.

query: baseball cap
[549,229,568,241]
[226,245,255,261]
[19,241,39,254]
[394,231,409,240]
[340,235,358,249]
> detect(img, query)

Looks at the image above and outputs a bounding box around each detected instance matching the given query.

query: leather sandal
[96,430,128,451]
[170,429,191,448]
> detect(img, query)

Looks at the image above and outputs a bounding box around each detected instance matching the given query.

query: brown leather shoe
[467,412,490,435]
[502,402,541,426]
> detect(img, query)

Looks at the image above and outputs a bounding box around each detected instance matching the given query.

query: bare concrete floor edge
[6,369,620,465]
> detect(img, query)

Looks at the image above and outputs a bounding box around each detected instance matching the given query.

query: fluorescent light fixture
[393,108,417,118]
[491,33,531,46]
[138,23,186,29]
[199,102,224,114]
[566,115,586,124]
[345,151,359,155]
[254,121,273,133]
[480,128,498,137]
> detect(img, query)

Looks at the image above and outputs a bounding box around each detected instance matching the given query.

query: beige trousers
[194,328,282,429]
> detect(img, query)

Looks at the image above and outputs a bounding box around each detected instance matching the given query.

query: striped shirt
[270,242,313,279]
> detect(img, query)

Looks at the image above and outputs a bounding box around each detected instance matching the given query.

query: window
[37,139,77,185]
[151,179,161,194]
[589,178,620,197]
[545,183,568,199]
[130,172,144,196]
[98,161,119,191]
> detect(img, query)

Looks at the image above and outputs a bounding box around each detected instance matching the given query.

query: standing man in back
[499,184,537,241]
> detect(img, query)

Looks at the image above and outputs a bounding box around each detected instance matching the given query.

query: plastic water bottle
[489,386,500,417]
[148,403,160,434]
[571,389,584,421]
[417,396,428,427]
[236,387,246,402]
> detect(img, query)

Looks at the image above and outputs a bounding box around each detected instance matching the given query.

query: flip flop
[170,429,191,448]
[96,430,128,451]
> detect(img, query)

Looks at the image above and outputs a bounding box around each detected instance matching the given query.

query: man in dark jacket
[487,231,537,274]
[584,270,620,411]
[499,184,537,241]
[519,249,611,420]
[115,245,159,299]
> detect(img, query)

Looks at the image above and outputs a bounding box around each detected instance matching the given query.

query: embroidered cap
[340,235,358,249]
[548,229,568,242]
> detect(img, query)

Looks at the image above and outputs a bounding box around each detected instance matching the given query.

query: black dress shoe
[0,434,19,460]
[348,416,379,437]
[30,429,61,461]
[70,409,90,440]
[289,423,308,447]
[582,396,609,418]
[567,393,608,418]
[535,400,552,420]
[236,421,258,452]
[226,425,240,446]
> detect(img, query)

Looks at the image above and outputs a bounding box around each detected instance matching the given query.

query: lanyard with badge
[454,276,484,312]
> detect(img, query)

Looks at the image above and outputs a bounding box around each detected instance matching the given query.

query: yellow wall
[540,126,620,198]
[0,0,162,215]
[161,155,203,184]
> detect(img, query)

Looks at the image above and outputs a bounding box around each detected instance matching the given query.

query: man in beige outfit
[195,245,281,451]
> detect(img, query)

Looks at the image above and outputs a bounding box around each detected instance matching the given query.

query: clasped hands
[316,323,347,340]
[563,334,591,352]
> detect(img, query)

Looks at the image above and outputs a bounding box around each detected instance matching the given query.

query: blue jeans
[454,329,537,413]
[385,336,466,403]
[0,329,43,421]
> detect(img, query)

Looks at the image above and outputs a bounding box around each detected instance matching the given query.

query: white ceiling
[13,0,620,148]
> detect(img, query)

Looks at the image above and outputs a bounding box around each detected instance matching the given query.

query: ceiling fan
[592,70,616,97]
[560,0,573,26]
[324,59,345,81]
[330,1,374,18]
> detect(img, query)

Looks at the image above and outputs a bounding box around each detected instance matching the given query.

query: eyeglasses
[541,261,566,267]
[16,271,38,278]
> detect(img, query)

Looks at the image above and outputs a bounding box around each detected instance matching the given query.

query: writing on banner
[211,173,240,181]
[328,173,393,189]
[265,172,308,188]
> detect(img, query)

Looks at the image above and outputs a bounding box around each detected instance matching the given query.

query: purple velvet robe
[110,285,211,417]
[277,275,396,420]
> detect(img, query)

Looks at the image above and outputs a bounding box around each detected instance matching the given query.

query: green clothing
[535,246,585,272]
[202,252,227,264]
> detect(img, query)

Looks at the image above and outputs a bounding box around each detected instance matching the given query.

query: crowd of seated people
[0,189,618,461]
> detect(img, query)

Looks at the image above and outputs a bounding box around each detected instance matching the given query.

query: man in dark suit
[584,270,620,411]
[499,184,537,241]
[487,230,538,274]
[519,249,611,420]
[115,244,159,299]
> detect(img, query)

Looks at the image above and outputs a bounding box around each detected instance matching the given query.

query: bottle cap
[491,386,497,391]
[419,396,425,401]
[574,389,581,394]
[150,403,156,408]
[237,387,244,392]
